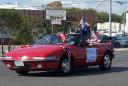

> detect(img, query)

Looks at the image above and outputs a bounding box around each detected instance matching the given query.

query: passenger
[90,25,100,43]
[75,17,91,43]
[94,25,99,39]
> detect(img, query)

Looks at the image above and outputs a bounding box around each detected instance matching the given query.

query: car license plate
[14,61,24,66]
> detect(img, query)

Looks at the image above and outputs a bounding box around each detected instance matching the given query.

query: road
[0,49,128,86]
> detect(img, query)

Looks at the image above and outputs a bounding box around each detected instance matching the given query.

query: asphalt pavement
[0,48,128,86]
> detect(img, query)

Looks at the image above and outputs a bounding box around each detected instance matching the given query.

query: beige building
[97,22,122,36]
[123,13,128,34]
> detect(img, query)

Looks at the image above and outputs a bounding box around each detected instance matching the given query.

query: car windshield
[67,34,80,45]
[34,34,62,45]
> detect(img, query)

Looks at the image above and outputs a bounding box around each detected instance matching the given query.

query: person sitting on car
[90,25,100,43]
[75,17,91,43]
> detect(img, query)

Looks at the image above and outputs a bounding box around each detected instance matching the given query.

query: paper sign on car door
[86,48,97,62]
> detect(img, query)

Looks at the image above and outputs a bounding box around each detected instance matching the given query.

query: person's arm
[75,24,81,33]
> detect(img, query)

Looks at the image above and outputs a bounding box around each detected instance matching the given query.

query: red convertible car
[2,33,114,75]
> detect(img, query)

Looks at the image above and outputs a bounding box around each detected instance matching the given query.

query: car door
[71,45,86,67]
[86,44,103,65]
[72,43,101,67]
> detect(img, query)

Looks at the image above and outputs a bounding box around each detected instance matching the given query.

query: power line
[26,1,128,7]
[1,1,128,9]
[94,0,107,9]
[62,1,106,5]
[27,0,106,7]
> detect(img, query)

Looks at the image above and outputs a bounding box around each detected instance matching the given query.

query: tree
[47,1,62,9]
[0,9,22,52]
[97,12,109,23]
[111,14,123,23]
[87,8,97,13]
[0,10,39,48]
[97,12,123,23]
[13,15,40,45]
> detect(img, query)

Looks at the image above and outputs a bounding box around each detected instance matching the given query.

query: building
[97,22,122,36]
[123,12,128,34]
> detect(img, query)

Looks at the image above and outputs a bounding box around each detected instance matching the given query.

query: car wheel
[60,57,72,75]
[16,70,29,75]
[99,52,112,70]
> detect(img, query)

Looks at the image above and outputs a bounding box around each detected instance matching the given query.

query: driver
[45,37,52,44]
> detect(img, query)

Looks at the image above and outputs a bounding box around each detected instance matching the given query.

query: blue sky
[0,0,127,15]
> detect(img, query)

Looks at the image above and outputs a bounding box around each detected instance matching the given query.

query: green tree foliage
[13,15,39,44]
[97,12,109,23]
[47,1,62,9]
[97,12,123,23]
[87,8,97,13]
[63,7,97,13]
[0,10,38,45]
[111,14,123,23]
[0,10,22,51]
[0,10,22,28]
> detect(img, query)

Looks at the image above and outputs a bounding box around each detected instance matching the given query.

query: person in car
[90,25,100,43]
[75,17,91,43]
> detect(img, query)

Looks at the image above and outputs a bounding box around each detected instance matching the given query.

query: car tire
[16,70,29,75]
[59,57,72,75]
[99,52,112,70]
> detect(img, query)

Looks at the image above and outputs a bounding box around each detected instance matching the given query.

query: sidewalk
[114,48,128,51]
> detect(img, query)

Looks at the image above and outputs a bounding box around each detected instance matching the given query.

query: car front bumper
[2,59,60,71]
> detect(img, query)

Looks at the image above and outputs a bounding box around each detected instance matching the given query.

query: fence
[19,10,98,27]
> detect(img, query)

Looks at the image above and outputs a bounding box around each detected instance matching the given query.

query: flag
[65,45,71,62]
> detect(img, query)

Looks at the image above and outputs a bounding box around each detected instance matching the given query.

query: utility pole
[109,0,112,37]
[1,20,4,56]
[115,1,128,35]
[123,0,126,34]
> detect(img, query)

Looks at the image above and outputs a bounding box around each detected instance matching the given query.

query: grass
[0,52,3,57]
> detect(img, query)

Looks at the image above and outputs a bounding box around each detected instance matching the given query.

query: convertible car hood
[5,45,64,57]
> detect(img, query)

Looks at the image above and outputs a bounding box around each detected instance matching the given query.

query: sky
[0,0,128,15]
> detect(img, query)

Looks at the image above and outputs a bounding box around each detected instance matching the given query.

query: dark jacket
[76,24,90,39]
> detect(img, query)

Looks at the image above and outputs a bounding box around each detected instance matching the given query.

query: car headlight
[21,56,28,60]
[33,56,56,60]
[4,56,12,59]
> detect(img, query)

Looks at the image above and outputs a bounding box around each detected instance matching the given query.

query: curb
[114,48,128,51]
